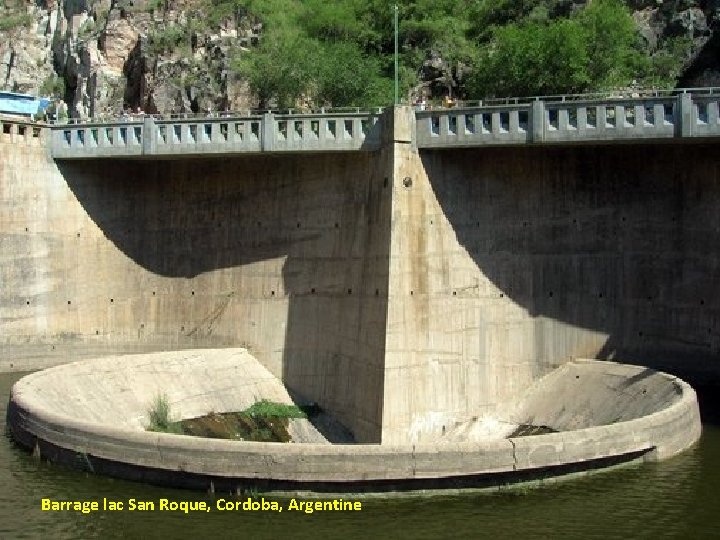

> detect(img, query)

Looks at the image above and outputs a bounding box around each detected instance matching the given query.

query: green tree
[466,0,656,98]
[233,34,392,108]
[468,19,590,97]
[576,0,649,89]
[467,0,568,41]
[315,42,393,107]
[646,36,694,88]
[233,34,319,108]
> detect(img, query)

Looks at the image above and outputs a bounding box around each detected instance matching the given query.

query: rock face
[0,0,258,118]
[631,0,720,85]
[1,0,719,117]
[1,1,57,97]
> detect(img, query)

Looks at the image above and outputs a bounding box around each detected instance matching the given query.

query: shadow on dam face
[421,143,720,395]
[57,152,391,442]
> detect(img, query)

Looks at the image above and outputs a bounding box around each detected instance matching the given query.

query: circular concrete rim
[7,356,702,489]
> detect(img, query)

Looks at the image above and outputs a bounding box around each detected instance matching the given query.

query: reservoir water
[2,371,719,539]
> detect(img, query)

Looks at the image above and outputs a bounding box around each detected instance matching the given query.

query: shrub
[469,19,590,97]
[40,74,65,99]
[148,24,187,55]
[0,13,33,32]
[467,0,651,97]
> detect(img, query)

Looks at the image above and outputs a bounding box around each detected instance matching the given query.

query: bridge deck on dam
[41,89,720,159]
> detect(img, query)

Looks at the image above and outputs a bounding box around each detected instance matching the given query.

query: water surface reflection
[1,372,717,539]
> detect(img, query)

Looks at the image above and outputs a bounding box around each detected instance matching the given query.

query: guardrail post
[142,116,157,155]
[676,93,693,138]
[531,100,545,143]
[262,112,275,151]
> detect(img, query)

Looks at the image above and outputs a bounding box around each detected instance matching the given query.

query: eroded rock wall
[3,1,720,119]
[1,0,258,118]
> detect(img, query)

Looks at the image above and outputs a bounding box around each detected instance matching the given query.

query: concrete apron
[7,348,701,494]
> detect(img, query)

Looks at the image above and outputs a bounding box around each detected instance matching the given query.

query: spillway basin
[6,349,701,494]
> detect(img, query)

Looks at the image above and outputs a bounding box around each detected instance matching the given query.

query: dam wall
[383,142,719,443]
[0,123,392,442]
[419,144,720,379]
[2,111,719,444]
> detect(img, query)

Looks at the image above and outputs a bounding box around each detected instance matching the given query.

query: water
[2,371,720,539]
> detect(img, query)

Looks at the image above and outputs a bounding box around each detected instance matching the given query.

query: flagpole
[394,4,399,105]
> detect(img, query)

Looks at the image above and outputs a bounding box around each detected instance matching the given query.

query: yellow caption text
[41,497,363,514]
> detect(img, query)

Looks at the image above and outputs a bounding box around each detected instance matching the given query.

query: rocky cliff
[631,0,720,86]
[1,0,259,117]
[1,0,719,118]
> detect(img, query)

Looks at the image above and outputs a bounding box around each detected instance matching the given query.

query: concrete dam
[2,95,714,490]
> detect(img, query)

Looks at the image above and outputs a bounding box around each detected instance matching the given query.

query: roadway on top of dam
[11,89,720,159]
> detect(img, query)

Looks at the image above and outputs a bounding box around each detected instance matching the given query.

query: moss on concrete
[177,400,313,443]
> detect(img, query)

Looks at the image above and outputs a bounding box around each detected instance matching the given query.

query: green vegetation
[243,399,307,419]
[144,398,310,442]
[179,411,286,442]
[232,35,391,108]
[77,18,97,41]
[146,394,182,434]
[135,0,696,105]
[647,36,695,88]
[468,0,654,96]
[0,13,33,32]
[176,400,309,442]
[468,19,591,97]
[148,24,189,56]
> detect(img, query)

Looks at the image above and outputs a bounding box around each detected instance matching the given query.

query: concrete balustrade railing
[0,117,46,144]
[416,104,532,146]
[50,121,145,158]
[50,112,382,158]
[42,91,720,158]
[271,114,381,152]
[152,116,263,154]
[690,94,720,137]
[416,92,720,147]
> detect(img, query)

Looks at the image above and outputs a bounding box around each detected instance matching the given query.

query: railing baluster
[709,101,719,127]
[509,111,519,134]
[558,109,569,131]
[440,115,450,137]
[491,112,501,135]
[577,107,587,131]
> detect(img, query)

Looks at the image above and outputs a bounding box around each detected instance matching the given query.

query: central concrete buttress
[380,108,538,444]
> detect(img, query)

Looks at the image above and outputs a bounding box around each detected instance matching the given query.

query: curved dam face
[0,109,714,453]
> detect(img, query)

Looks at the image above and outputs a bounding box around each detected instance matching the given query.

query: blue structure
[0,92,50,118]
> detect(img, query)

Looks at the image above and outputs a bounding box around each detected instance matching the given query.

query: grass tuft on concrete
[146,393,183,434]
